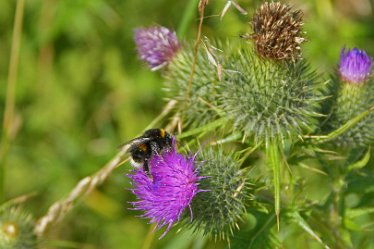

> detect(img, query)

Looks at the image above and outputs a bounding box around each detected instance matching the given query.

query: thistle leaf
[229,212,280,249]
[347,147,370,171]
[290,211,331,249]
[266,140,281,230]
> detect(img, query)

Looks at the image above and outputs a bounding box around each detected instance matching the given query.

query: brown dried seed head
[248,2,305,61]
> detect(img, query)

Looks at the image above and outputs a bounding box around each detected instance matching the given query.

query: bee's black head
[127,128,175,175]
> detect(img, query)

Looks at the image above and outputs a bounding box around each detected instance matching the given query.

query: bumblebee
[127,128,173,173]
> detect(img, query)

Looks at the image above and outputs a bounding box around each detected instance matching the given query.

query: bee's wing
[119,137,152,151]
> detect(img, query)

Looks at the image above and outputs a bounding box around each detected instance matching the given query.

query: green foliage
[1,0,374,248]
[230,211,280,249]
[326,79,374,148]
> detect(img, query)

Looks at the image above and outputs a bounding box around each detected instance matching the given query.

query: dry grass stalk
[34,99,178,237]
[34,144,130,237]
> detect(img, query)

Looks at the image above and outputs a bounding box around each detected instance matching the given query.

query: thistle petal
[339,47,373,84]
[134,26,180,70]
[128,141,201,238]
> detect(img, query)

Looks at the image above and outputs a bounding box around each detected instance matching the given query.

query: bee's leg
[143,160,151,176]
[143,161,154,180]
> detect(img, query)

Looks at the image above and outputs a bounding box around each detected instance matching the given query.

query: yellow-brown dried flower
[245,2,305,61]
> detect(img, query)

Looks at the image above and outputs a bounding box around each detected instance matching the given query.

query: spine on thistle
[219,2,322,228]
[219,41,324,143]
[0,206,37,249]
[164,41,225,127]
[218,2,323,143]
[134,26,223,128]
[325,47,374,148]
[184,147,249,241]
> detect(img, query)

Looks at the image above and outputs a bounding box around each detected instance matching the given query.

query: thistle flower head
[128,140,202,238]
[339,47,373,84]
[134,26,180,70]
[249,2,305,61]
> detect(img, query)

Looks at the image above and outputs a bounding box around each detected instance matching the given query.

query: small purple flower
[134,26,180,71]
[339,47,373,84]
[128,141,202,238]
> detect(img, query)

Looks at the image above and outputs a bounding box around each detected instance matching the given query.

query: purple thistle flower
[339,47,373,84]
[128,141,202,238]
[134,26,180,71]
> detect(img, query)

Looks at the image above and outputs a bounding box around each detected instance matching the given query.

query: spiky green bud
[325,48,374,148]
[184,147,248,241]
[327,81,374,148]
[0,206,37,249]
[219,43,323,143]
[164,42,223,127]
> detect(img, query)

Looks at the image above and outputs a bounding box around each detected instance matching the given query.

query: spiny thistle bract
[127,139,203,238]
[0,206,37,249]
[185,147,249,241]
[164,42,223,127]
[326,47,374,148]
[219,43,324,143]
[245,1,305,61]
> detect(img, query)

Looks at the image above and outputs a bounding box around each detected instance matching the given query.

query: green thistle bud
[0,206,37,249]
[326,48,374,148]
[164,42,223,127]
[185,147,249,241]
[220,43,323,143]
[328,84,374,148]
[243,2,305,61]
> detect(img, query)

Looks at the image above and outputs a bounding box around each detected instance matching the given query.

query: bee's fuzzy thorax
[127,128,173,173]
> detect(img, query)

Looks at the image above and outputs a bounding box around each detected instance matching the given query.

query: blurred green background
[0,0,373,248]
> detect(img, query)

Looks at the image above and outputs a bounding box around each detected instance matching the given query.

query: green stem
[141,224,156,249]
[248,213,276,249]
[318,149,356,248]
[266,139,282,230]
[0,0,25,202]
[177,0,200,38]
[330,164,350,247]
